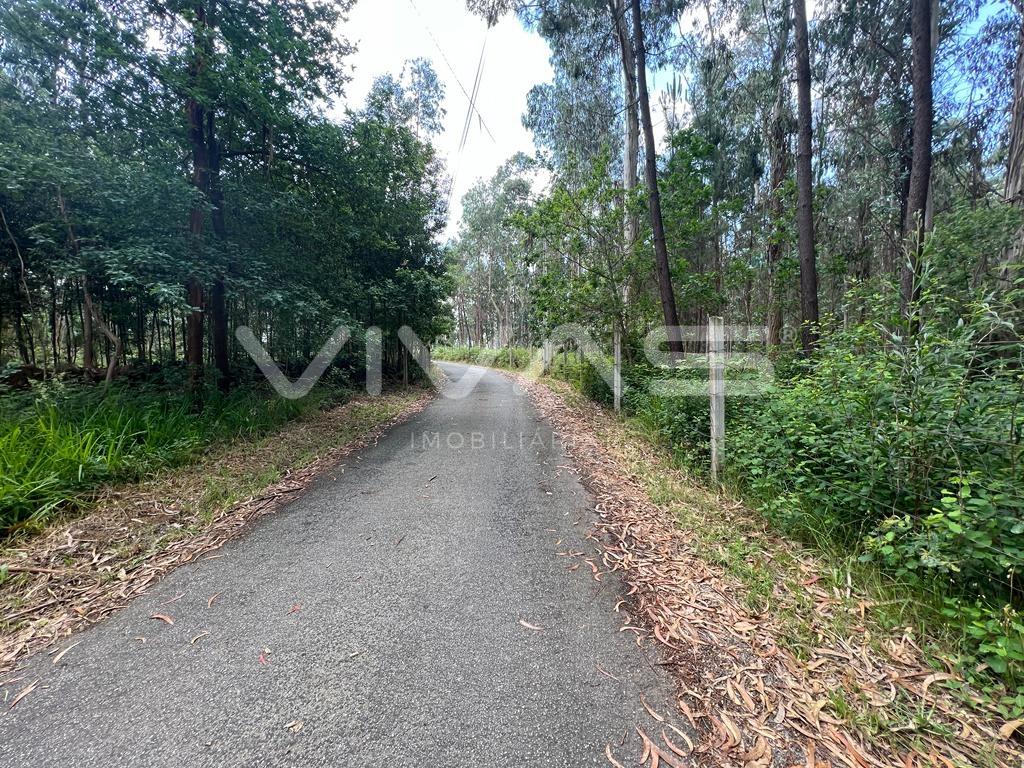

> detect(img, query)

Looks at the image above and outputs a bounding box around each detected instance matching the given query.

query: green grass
[0,371,349,535]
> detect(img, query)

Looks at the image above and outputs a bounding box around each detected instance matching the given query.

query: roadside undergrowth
[522,374,1024,768]
[0,388,433,675]
[432,344,537,372]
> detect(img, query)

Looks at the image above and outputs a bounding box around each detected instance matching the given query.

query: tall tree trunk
[901,0,934,310]
[169,309,177,361]
[79,278,95,371]
[12,294,30,366]
[629,0,683,355]
[64,301,75,364]
[81,279,122,383]
[185,3,210,402]
[1002,3,1024,285]
[135,290,146,364]
[61,191,122,382]
[150,308,158,360]
[78,285,94,370]
[793,0,819,352]
[888,95,913,276]
[207,109,230,392]
[766,7,791,348]
[923,0,939,231]
[54,188,115,375]
[1,205,37,367]
[49,276,59,368]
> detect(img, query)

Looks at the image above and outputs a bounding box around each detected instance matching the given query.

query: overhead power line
[458,34,488,155]
[406,0,497,144]
[448,28,490,210]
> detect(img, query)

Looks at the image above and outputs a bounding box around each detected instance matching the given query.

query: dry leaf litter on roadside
[516,373,1024,768]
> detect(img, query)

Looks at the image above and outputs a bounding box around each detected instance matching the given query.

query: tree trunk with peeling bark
[793,0,819,352]
[766,7,791,348]
[611,0,640,255]
[1002,4,1024,285]
[901,0,934,311]
[629,0,683,356]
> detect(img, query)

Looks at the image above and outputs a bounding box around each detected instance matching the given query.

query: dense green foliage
[546,221,1024,703]
[0,373,345,534]
[432,344,535,370]
[0,0,454,530]
[0,0,451,388]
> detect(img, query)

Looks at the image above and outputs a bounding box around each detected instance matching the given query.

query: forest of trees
[446,0,1024,702]
[455,0,1020,348]
[2,0,1023,714]
[0,0,451,396]
[0,0,454,533]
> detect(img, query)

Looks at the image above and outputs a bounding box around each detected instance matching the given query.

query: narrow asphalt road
[3,363,685,767]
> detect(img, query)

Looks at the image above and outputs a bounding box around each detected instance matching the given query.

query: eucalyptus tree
[364,58,447,137]
[517,150,662,345]
[793,0,819,350]
[469,0,689,347]
[520,1,624,184]
[450,154,536,347]
[629,0,683,353]
[764,0,793,345]
[901,0,935,310]
[1000,2,1024,282]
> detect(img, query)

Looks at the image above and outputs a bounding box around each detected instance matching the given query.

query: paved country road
[2,363,685,767]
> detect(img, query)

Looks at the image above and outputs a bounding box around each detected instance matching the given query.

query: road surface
[2,363,684,767]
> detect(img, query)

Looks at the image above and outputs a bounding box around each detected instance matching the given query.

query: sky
[335,0,554,240]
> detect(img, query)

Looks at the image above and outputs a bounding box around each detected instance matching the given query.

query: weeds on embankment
[0,374,347,535]
[528,375,1024,767]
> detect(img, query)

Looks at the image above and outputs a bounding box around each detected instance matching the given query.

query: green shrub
[554,352,763,468]
[948,598,1024,711]
[727,284,1022,586]
[724,271,1023,693]
[542,211,1024,695]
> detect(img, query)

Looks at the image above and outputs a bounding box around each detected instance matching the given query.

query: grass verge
[0,375,352,535]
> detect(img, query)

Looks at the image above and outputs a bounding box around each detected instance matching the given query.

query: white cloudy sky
[335,0,554,239]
